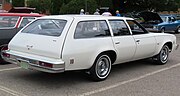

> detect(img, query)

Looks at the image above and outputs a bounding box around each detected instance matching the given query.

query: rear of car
[2,16,73,73]
[0,13,42,63]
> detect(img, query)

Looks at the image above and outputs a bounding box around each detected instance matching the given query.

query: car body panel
[111,35,136,64]
[9,17,74,59]
[132,33,156,60]
[1,15,178,73]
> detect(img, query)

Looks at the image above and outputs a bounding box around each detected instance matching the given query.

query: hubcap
[96,56,110,77]
[178,28,180,33]
[161,29,165,33]
[160,47,168,63]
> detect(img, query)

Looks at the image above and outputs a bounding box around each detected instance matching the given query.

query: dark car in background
[139,11,180,33]
[0,13,43,63]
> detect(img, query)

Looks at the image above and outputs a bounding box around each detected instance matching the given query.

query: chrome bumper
[1,51,65,73]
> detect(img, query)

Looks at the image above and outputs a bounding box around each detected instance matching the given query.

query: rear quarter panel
[62,18,116,71]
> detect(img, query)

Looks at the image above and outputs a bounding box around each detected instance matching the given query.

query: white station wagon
[1,15,179,81]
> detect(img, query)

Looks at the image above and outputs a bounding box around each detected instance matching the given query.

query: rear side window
[21,19,67,37]
[74,20,110,39]
[109,20,130,36]
[0,16,19,28]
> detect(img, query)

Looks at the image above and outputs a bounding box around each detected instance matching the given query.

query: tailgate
[9,34,63,59]
[8,17,74,59]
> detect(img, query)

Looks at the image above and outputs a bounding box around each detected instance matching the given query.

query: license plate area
[17,58,29,69]
[19,61,29,69]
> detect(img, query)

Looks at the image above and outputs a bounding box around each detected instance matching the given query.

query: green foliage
[27,0,52,13]
[123,0,179,12]
[12,0,24,7]
[51,0,62,14]
[100,0,112,8]
[24,0,180,14]
[60,0,98,14]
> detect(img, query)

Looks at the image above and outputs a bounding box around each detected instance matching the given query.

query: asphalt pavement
[0,33,180,96]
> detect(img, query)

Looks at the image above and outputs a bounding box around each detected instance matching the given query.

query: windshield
[0,16,19,28]
[160,16,166,22]
[21,19,67,36]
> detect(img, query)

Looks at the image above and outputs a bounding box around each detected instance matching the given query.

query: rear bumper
[1,50,65,73]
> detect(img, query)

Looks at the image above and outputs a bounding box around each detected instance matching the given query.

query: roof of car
[39,15,133,20]
[0,13,43,17]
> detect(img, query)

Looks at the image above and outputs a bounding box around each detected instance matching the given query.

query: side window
[168,17,172,22]
[0,16,19,28]
[126,20,148,35]
[19,17,35,28]
[109,20,130,36]
[74,20,110,39]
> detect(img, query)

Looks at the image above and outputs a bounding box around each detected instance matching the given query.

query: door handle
[136,40,140,42]
[115,42,120,44]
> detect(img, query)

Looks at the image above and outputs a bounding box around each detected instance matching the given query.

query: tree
[27,0,52,14]
[123,0,179,12]
[60,0,98,14]
[51,0,62,14]
[12,0,25,7]
[164,0,179,12]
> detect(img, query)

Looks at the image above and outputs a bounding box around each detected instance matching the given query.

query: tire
[154,45,169,65]
[160,28,165,33]
[0,49,5,64]
[89,54,112,81]
[0,45,8,64]
[175,27,180,34]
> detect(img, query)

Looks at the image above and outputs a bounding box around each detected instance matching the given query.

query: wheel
[0,49,5,64]
[175,27,180,34]
[154,45,169,65]
[160,28,165,33]
[89,54,111,81]
[0,45,8,64]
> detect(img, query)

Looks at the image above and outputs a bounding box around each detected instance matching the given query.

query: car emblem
[26,45,33,50]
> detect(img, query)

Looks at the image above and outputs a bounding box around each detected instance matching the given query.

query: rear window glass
[21,19,67,37]
[0,16,19,28]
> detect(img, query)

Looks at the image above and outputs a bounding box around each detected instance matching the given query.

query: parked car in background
[139,11,180,33]
[0,13,43,63]
[1,15,178,81]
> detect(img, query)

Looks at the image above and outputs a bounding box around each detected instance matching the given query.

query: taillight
[1,45,8,51]
[2,52,10,58]
[1,45,10,58]
[39,61,53,68]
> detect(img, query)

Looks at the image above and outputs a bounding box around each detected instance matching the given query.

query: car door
[0,16,20,45]
[126,20,156,60]
[109,20,136,64]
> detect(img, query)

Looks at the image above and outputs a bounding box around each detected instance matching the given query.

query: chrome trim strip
[1,51,65,73]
